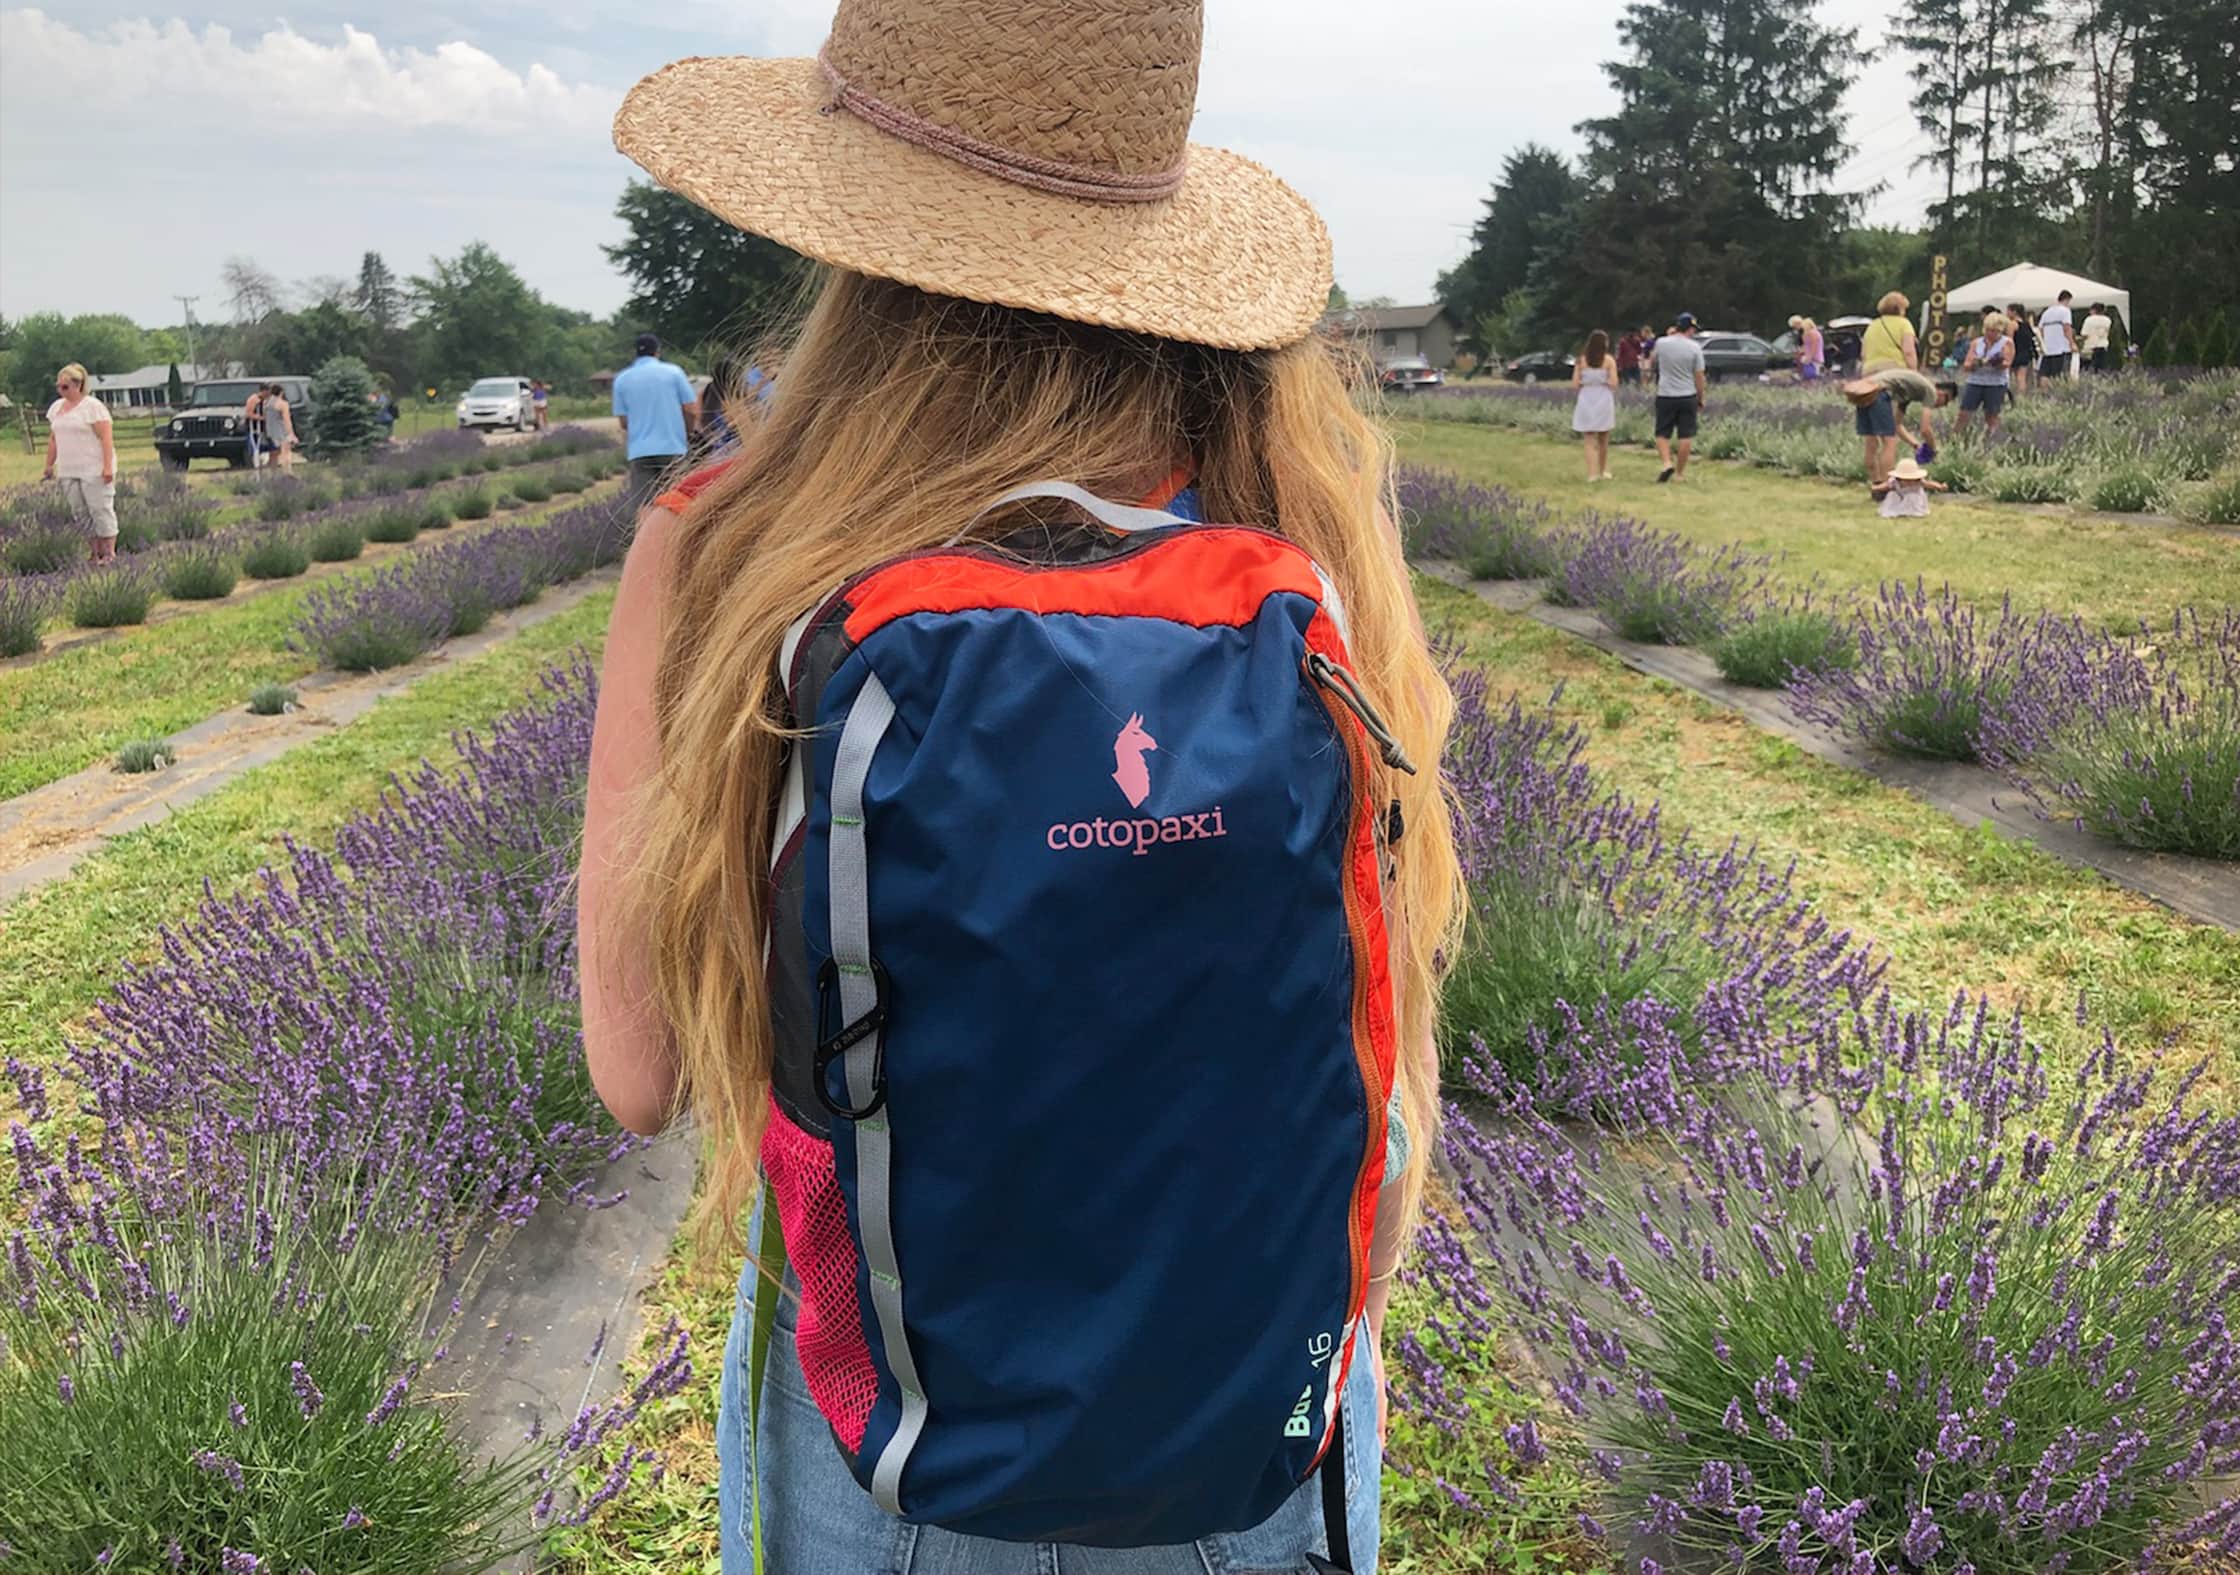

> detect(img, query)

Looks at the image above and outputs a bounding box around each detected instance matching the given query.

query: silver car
[456,376,536,432]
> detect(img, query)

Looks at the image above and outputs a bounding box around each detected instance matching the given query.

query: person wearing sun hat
[1870,452,1949,518]
[579,3,1461,1571]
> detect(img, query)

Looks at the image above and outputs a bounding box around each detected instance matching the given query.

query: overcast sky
[0,2,1936,329]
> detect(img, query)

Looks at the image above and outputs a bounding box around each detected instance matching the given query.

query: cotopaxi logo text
[1047,712,1230,855]
[1045,808,1229,856]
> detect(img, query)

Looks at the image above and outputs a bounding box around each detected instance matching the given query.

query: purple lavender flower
[289,1361,325,1419]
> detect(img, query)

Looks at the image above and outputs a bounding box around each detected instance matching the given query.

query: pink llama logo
[1111,713,1158,809]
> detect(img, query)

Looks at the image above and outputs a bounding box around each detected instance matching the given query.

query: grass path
[0,590,612,1064]
[0,488,617,800]
[1395,421,2240,624]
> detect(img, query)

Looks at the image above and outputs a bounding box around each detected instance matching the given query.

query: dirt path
[0,568,619,906]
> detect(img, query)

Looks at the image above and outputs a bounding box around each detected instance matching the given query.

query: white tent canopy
[1944,262,2130,328]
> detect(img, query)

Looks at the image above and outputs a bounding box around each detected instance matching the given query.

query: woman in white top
[1571,329,1617,481]
[43,363,119,562]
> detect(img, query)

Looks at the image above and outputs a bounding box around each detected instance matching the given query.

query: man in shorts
[1648,313,1707,483]
[2038,290,2075,379]
[1843,367,1956,493]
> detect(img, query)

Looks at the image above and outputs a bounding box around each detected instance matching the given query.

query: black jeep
[154,376,316,470]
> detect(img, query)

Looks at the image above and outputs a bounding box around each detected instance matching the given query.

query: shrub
[2088,464,2167,514]
[1393,466,1560,580]
[4,527,81,576]
[2178,468,2240,526]
[1987,606,2240,858]
[254,483,311,522]
[294,566,454,671]
[0,575,61,656]
[246,683,297,715]
[452,489,495,521]
[113,737,173,772]
[548,465,590,495]
[1986,463,2079,504]
[2139,320,2171,367]
[1556,517,1766,645]
[1711,600,1857,689]
[65,564,158,628]
[418,500,455,532]
[510,475,553,504]
[160,543,240,601]
[239,530,313,580]
[308,355,385,457]
[306,515,368,562]
[113,516,161,555]
[149,498,215,541]
[362,505,423,545]
[1453,990,2240,1575]
[1788,581,2092,763]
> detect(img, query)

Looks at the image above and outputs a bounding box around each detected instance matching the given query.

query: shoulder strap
[950,480,1188,545]
[745,1183,787,1575]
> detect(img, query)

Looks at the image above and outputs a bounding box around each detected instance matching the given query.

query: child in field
[1870,454,1948,518]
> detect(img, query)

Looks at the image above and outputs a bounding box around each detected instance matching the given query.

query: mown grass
[1394,422,2240,625]
[0,486,616,799]
[1419,575,2239,1084]
[0,591,613,1067]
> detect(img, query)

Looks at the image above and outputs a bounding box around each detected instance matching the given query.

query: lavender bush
[0,574,61,656]
[63,562,158,628]
[1439,668,1879,1102]
[1713,594,1859,690]
[1987,606,2240,859]
[160,542,241,601]
[294,562,454,670]
[0,661,685,1567]
[1553,516,1769,645]
[4,526,80,577]
[1395,465,1564,581]
[1787,582,2095,764]
[1448,988,2240,1573]
[238,529,313,581]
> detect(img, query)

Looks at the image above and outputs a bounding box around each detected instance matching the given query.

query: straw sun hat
[612,0,1332,352]
[1889,456,1928,481]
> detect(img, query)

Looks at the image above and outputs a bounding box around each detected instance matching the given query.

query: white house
[84,362,234,411]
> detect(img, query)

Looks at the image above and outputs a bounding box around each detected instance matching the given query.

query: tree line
[0,182,809,413]
[1437,0,2235,358]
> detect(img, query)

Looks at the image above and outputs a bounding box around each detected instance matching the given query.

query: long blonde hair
[631,270,1461,1253]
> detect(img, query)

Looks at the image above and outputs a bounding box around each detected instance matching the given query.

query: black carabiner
[813,955,890,1120]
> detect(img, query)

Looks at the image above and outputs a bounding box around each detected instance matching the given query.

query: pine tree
[1436,146,1578,349]
[1549,0,1858,332]
[352,252,404,333]
[2199,310,2233,371]
[308,357,382,457]
[2138,320,2170,367]
[2171,319,2204,369]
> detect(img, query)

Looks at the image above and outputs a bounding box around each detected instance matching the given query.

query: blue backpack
[752,481,1411,1559]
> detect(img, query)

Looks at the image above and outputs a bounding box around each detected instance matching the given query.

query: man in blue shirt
[611,332,700,523]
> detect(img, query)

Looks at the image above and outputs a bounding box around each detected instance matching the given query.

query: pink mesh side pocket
[761,1097,880,1453]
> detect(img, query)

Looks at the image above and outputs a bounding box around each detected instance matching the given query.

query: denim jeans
[716,1234,1383,1574]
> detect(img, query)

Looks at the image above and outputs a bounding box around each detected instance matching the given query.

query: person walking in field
[1648,313,1706,483]
[1572,329,1617,481]
[43,363,119,562]
[1614,327,1642,390]
[2007,303,2037,398]
[581,3,1460,1570]
[611,332,699,522]
[2037,289,2076,381]
[1954,310,2014,438]
[2079,303,2113,372]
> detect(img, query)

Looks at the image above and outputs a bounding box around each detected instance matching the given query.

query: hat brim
[614,57,1332,352]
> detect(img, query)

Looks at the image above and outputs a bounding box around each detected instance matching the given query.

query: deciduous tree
[604,180,808,355]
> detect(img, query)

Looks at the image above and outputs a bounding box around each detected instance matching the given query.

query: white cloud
[0,9,613,138]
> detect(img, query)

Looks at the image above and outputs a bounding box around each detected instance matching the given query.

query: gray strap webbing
[949,479,1188,544]
[825,670,927,1512]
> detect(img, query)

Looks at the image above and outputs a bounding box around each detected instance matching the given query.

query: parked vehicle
[456,377,537,432]
[1501,351,1575,385]
[1378,355,1445,393]
[1694,331,1786,381]
[154,376,315,470]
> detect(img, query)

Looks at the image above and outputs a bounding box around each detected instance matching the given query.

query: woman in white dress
[1572,329,1617,481]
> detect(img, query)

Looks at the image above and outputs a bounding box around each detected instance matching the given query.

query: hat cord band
[818,50,1186,204]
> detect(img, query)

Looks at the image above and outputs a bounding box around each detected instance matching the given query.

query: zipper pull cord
[1307,652,1418,776]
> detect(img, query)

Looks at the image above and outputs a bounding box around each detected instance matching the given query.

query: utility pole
[174,295,200,376]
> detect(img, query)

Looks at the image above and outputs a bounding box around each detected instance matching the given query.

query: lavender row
[1402,370,2240,523]
[0,660,687,1571]
[290,496,633,672]
[0,448,626,656]
[1408,655,2240,1573]
[1397,466,2238,860]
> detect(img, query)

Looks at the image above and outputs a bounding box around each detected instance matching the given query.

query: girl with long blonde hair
[581,3,1461,1569]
